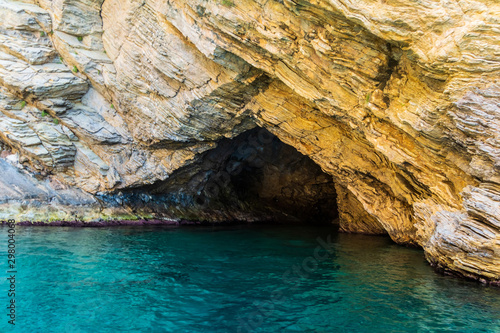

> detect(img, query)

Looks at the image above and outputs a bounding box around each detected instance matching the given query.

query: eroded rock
[0,0,499,284]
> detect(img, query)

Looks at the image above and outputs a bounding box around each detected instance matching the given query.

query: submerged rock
[0,0,499,284]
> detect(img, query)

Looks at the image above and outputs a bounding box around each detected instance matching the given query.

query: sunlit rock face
[0,0,499,283]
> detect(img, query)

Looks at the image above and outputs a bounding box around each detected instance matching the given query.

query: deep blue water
[1,225,500,332]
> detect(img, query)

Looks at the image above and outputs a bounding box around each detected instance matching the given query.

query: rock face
[0,0,499,283]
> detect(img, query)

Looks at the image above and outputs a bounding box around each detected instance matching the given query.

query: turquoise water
[1,225,500,333]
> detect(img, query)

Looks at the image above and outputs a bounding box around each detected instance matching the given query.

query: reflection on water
[0,225,499,332]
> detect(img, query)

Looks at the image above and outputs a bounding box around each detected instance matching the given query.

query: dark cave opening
[220,128,339,225]
[116,128,339,225]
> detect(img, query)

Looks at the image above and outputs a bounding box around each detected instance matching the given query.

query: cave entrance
[122,127,339,225]
[190,127,339,225]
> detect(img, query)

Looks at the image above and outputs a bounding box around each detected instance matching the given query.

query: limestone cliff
[0,0,499,284]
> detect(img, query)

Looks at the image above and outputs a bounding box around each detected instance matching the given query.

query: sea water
[0,225,499,332]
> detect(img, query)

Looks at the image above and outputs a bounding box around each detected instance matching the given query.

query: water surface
[1,225,499,332]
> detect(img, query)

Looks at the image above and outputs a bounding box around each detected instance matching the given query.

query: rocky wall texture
[0,0,499,283]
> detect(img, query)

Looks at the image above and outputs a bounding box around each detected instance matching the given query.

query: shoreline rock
[0,0,498,284]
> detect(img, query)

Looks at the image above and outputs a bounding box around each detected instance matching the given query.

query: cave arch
[118,127,341,226]
[197,127,340,225]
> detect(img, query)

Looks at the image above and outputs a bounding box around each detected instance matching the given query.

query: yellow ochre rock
[0,0,499,284]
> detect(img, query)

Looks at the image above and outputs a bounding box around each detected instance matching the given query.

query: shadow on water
[0,224,499,332]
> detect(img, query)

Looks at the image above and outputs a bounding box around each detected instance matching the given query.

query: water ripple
[0,226,499,332]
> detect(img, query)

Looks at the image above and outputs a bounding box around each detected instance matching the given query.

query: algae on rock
[0,0,499,284]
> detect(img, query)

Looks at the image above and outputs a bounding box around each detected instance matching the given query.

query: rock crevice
[0,0,499,284]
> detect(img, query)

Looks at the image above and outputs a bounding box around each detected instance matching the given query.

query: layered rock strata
[0,0,499,283]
